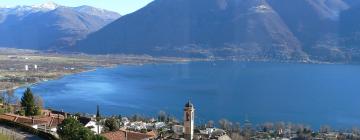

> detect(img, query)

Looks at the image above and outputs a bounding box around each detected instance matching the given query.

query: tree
[219,119,232,131]
[234,122,241,133]
[231,132,245,140]
[96,105,101,134]
[158,111,167,122]
[96,105,101,121]
[57,117,106,140]
[0,92,4,104]
[104,117,120,132]
[34,95,43,109]
[1,89,17,113]
[20,88,38,116]
[207,120,214,128]
[5,89,15,106]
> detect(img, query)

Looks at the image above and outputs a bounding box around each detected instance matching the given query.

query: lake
[14,61,360,128]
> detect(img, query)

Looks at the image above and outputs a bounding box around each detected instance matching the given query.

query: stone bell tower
[184,100,195,140]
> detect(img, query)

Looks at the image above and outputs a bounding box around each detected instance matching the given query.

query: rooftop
[102,130,156,140]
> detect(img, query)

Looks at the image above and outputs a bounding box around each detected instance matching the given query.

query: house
[37,116,64,133]
[172,125,184,135]
[0,113,63,133]
[198,128,231,140]
[154,122,166,129]
[121,117,130,126]
[128,121,147,131]
[102,129,156,140]
[200,128,226,136]
[78,116,103,134]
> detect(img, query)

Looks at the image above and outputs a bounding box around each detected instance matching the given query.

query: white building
[154,122,166,129]
[121,117,130,126]
[129,121,147,131]
[85,120,103,134]
[78,117,103,134]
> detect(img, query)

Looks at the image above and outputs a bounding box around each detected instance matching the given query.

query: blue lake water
[14,61,360,128]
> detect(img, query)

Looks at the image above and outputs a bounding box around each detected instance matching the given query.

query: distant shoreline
[3,58,352,93]
[5,55,358,94]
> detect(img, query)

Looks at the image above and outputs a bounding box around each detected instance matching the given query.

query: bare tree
[34,95,44,109]
[207,120,214,128]
[158,110,167,122]
[0,91,5,104]
[2,89,17,113]
[5,89,15,105]
[234,122,241,133]
[230,132,244,140]
[219,119,233,131]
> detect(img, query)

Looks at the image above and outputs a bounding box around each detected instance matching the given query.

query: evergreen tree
[104,117,120,132]
[96,105,101,121]
[57,117,106,140]
[20,88,37,116]
[96,105,101,134]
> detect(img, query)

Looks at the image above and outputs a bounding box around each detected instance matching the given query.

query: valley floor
[0,48,193,91]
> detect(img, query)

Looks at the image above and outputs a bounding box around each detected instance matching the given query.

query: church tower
[184,100,195,140]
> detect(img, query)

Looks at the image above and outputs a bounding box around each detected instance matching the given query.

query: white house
[154,122,166,129]
[121,117,130,126]
[129,121,147,131]
[85,120,103,134]
[78,117,103,134]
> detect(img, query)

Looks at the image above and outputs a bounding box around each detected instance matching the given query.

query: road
[0,125,43,140]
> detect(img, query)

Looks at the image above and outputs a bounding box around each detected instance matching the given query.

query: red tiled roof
[49,117,64,127]
[102,131,126,140]
[0,114,17,121]
[16,116,48,126]
[0,113,63,127]
[102,130,156,140]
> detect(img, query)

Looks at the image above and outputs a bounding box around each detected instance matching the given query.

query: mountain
[76,0,310,60]
[267,0,350,61]
[0,2,120,50]
[3,0,360,62]
[74,0,360,62]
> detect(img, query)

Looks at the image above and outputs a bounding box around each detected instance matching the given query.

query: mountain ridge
[0,2,121,50]
[74,0,360,62]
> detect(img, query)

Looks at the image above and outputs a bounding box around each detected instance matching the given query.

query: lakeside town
[1,88,360,140]
[0,49,360,140]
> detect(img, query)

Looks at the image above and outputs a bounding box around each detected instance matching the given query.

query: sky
[0,0,154,15]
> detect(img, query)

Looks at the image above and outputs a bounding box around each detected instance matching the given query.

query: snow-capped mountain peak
[31,1,59,10]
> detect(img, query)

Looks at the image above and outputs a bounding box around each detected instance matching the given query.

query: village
[1,88,360,140]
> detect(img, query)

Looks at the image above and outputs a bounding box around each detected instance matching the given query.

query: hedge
[0,119,59,140]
